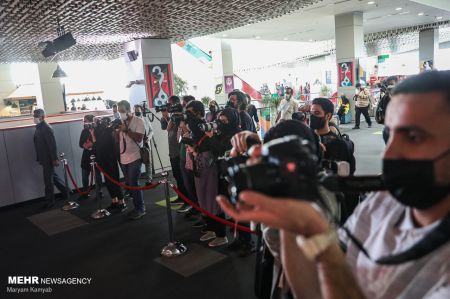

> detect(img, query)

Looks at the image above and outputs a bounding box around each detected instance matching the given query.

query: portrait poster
[224,75,234,93]
[337,61,354,87]
[145,64,173,107]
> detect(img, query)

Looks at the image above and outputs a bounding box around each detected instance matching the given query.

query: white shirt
[278,98,298,121]
[339,192,450,299]
[119,116,145,165]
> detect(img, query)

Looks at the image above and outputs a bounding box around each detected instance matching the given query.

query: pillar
[123,38,173,108]
[334,12,364,115]
[0,64,16,112]
[36,63,65,114]
[211,40,234,105]
[419,28,438,71]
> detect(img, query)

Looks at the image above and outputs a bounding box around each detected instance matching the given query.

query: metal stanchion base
[62,201,79,211]
[161,242,188,257]
[91,209,111,219]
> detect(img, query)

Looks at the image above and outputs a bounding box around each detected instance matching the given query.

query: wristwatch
[296,231,337,261]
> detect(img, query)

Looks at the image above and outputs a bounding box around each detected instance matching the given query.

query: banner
[337,61,354,87]
[176,41,212,64]
[145,64,173,107]
[224,75,234,93]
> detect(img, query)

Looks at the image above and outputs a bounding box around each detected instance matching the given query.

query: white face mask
[120,112,128,120]
[33,117,41,125]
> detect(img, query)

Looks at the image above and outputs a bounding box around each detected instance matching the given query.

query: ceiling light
[395,7,402,11]
[436,16,443,20]
[418,12,424,16]
[52,65,67,78]
[222,34,228,37]
[367,1,375,5]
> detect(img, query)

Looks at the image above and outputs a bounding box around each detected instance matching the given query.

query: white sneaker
[208,237,229,247]
[200,231,216,242]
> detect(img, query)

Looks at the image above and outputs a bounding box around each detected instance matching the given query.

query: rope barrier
[95,164,160,190]
[170,185,256,235]
[65,164,94,196]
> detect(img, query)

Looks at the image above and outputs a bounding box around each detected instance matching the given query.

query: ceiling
[212,0,450,42]
[0,0,322,63]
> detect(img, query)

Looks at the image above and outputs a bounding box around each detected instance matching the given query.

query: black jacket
[79,128,93,170]
[34,121,58,166]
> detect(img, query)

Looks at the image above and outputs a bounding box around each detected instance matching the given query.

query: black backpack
[322,127,356,175]
[375,93,391,124]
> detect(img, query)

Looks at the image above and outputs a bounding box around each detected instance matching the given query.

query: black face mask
[135,112,142,117]
[309,115,326,130]
[383,148,450,210]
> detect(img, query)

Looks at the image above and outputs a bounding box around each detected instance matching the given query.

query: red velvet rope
[65,164,94,196]
[95,164,160,190]
[170,184,256,234]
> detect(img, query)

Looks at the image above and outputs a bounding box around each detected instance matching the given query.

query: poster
[420,60,433,72]
[145,64,173,107]
[224,75,234,93]
[337,61,354,87]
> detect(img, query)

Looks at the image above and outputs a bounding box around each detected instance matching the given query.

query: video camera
[198,120,219,132]
[155,103,183,114]
[224,135,319,203]
[180,137,195,147]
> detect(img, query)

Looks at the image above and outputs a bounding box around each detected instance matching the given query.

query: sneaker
[192,220,206,228]
[200,227,208,234]
[177,204,192,213]
[116,203,128,213]
[209,237,228,247]
[128,210,146,220]
[352,126,360,129]
[200,231,216,242]
[171,197,184,205]
[184,208,199,219]
[368,124,372,128]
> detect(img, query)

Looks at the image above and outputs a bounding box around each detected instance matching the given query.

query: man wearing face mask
[218,70,450,299]
[353,83,372,129]
[206,100,220,122]
[276,87,298,124]
[116,100,146,220]
[227,91,256,133]
[33,108,68,209]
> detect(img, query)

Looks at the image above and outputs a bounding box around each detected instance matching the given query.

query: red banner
[240,77,262,101]
[338,62,354,87]
[145,64,173,108]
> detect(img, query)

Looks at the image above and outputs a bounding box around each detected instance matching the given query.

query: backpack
[375,93,391,124]
[321,128,356,175]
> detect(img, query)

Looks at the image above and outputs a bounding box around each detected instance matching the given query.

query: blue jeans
[121,159,144,212]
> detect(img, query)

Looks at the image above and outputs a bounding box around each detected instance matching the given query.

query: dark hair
[292,111,306,122]
[285,87,293,94]
[182,95,195,104]
[169,95,181,104]
[355,83,361,88]
[186,100,205,117]
[117,100,131,111]
[112,104,117,108]
[341,95,350,105]
[84,114,95,122]
[312,97,334,115]
[392,70,450,110]
[228,90,248,110]
[134,104,143,110]
[245,93,251,104]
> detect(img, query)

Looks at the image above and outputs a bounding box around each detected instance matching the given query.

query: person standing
[33,108,67,209]
[227,90,256,132]
[353,83,372,129]
[116,100,146,220]
[134,104,153,185]
[276,87,298,123]
[245,93,260,132]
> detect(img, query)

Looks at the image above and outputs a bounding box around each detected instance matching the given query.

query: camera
[155,105,168,113]
[180,137,195,146]
[167,103,183,113]
[198,121,218,132]
[171,113,189,125]
[225,135,319,203]
[84,122,95,130]
[110,118,122,130]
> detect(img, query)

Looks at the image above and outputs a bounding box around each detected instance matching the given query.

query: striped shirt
[338,191,450,299]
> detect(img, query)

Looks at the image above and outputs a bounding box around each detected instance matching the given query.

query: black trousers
[98,160,123,200]
[42,163,67,204]
[180,160,198,204]
[355,106,372,127]
[170,156,189,200]
[206,212,226,237]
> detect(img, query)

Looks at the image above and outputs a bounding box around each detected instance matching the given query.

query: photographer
[90,117,126,212]
[134,104,153,184]
[228,90,256,133]
[79,114,102,200]
[185,102,238,247]
[353,83,372,129]
[116,100,146,220]
[218,71,450,299]
[206,100,220,122]
[160,95,189,206]
[246,93,260,131]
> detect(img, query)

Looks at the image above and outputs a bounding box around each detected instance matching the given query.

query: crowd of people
[33,70,450,299]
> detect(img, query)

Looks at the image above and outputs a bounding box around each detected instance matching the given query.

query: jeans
[355,106,372,127]
[81,167,102,198]
[42,163,67,204]
[121,159,144,212]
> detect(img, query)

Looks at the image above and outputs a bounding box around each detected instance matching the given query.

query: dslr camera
[84,122,95,130]
[224,135,319,203]
[155,105,168,113]
[198,120,219,132]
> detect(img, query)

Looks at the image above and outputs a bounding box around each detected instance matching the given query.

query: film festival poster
[145,64,173,108]
[337,61,354,87]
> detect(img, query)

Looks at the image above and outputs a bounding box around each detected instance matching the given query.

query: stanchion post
[61,153,79,211]
[90,155,110,219]
[160,171,187,257]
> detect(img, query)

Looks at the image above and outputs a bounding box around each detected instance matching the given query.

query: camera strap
[342,212,450,265]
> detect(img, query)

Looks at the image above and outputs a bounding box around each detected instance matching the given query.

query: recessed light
[395,7,402,11]
[367,1,375,5]
[436,16,443,20]
[222,33,228,37]
[418,12,424,16]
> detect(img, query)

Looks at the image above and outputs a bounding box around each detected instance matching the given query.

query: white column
[36,63,65,114]
[210,39,234,105]
[0,64,16,111]
[419,28,438,70]
[335,12,364,115]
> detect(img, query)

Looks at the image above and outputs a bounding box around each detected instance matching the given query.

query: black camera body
[167,103,183,113]
[180,137,195,147]
[198,120,219,132]
[84,122,95,130]
[225,135,319,203]
[110,118,122,130]
[155,105,167,113]
[171,113,189,126]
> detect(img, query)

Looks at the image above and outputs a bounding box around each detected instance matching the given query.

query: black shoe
[177,204,192,213]
[171,197,184,205]
[128,210,146,220]
[145,180,153,186]
[238,243,256,257]
[227,240,243,251]
[184,207,199,219]
[192,220,206,228]
[116,203,128,213]
[77,194,90,201]
[352,126,360,129]
[368,124,372,128]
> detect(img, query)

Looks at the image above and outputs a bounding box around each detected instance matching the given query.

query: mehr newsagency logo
[7,276,92,294]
